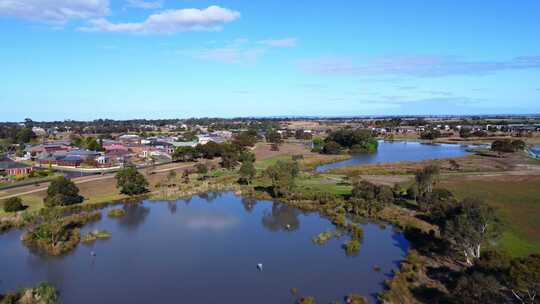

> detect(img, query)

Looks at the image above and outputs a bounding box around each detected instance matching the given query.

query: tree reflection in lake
[167,201,177,214]
[261,203,300,232]
[118,203,150,231]
[198,191,221,203]
[241,197,257,213]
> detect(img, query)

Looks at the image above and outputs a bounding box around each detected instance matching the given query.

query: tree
[491,139,526,153]
[459,128,472,138]
[232,131,258,150]
[322,141,341,154]
[115,166,149,196]
[172,146,199,162]
[15,127,36,143]
[84,137,103,151]
[441,197,501,265]
[324,128,378,153]
[264,160,299,197]
[238,160,256,184]
[451,272,505,304]
[2,197,25,212]
[508,254,540,304]
[220,144,240,169]
[266,130,283,147]
[196,142,223,159]
[420,129,442,140]
[415,165,440,196]
[44,176,84,207]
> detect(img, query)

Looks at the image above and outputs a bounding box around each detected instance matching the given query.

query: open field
[0,161,216,216]
[441,174,540,256]
[253,141,350,171]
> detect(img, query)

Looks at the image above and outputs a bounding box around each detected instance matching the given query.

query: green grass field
[441,175,540,256]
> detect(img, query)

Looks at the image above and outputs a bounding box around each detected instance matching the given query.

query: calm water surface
[0,192,408,303]
[317,140,479,172]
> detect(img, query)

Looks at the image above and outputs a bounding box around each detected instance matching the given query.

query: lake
[0,192,408,303]
[316,140,479,172]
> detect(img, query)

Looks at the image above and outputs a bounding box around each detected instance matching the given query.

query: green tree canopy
[115,166,149,196]
[264,160,299,197]
[43,176,84,207]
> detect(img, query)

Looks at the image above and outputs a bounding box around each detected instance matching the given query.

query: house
[0,156,33,176]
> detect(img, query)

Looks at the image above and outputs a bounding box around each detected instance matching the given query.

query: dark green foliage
[172,146,199,162]
[459,128,472,138]
[322,141,341,154]
[2,197,25,213]
[0,282,59,304]
[264,160,299,197]
[352,180,394,204]
[491,139,526,152]
[265,130,282,145]
[43,176,84,207]
[508,254,540,304]
[440,197,501,265]
[324,128,378,153]
[220,144,240,169]
[417,187,456,214]
[451,272,505,304]
[238,160,256,184]
[232,131,257,149]
[406,184,418,200]
[15,127,36,143]
[115,166,149,196]
[420,129,441,140]
[415,165,440,196]
[239,151,256,163]
[196,141,223,159]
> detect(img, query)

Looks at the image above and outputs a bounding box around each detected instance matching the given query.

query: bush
[2,197,25,213]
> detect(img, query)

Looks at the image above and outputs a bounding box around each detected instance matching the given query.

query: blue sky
[1,0,539,121]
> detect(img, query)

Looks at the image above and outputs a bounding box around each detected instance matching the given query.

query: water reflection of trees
[261,203,300,232]
[241,197,257,213]
[118,203,150,231]
[198,192,221,203]
[167,201,177,214]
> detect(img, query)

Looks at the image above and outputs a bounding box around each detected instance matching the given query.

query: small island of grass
[107,208,126,218]
[81,229,111,244]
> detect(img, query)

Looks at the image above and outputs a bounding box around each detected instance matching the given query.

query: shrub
[3,197,25,213]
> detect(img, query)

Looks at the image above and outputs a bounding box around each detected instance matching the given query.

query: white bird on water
[257,263,263,271]
[90,251,96,257]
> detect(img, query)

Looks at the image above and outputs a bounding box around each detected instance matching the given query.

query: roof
[66,150,100,156]
[0,157,32,170]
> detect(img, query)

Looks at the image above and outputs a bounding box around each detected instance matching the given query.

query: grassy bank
[441,174,540,256]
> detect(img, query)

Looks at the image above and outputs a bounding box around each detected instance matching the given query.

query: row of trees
[319,129,378,154]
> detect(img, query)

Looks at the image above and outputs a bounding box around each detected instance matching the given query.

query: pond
[316,140,480,172]
[530,145,540,158]
[0,192,408,303]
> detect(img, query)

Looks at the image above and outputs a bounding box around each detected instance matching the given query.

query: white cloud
[258,37,297,48]
[78,5,240,34]
[125,0,162,9]
[0,0,109,23]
